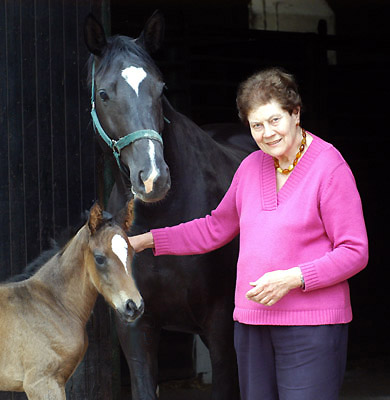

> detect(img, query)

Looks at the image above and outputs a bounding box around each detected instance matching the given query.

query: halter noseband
[90,60,164,173]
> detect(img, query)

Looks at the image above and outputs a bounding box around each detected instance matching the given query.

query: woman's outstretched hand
[246,267,303,306]
[128,232,155,253]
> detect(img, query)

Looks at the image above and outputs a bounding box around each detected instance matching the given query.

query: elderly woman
[129,67,369,400]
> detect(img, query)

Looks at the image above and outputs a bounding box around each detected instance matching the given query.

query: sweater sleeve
[151,171,240,256]
[299,162,369,291]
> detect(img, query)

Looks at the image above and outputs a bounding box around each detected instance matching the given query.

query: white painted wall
[249,0,335,34]
[195,335,212,383]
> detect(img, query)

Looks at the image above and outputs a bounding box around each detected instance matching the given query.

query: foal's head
[86,201,143,322]
[85,11,171,203]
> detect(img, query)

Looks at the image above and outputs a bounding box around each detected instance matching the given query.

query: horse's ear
[136,10,165,54]
[88,202,104,235]
[115,200,135,233]
[84,13,107,56]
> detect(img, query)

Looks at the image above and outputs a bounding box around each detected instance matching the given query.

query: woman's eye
[99,90,109,102]
[94,254,106,267]
[272,117,280,124]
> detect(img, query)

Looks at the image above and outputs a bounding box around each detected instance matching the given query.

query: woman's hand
[246,267,303,306]
[128,232,154,253]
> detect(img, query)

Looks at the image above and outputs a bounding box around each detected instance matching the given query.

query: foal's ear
[84,13,107,56]
[88,202,104,235]
[136,9,165,54]
[115,200,135,233]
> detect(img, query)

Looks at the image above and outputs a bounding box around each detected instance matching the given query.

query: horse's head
[86,201,144,323]
[84,11,170,203]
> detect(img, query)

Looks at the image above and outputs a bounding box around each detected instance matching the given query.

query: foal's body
[0,235,95,397]
[0,203,143,399]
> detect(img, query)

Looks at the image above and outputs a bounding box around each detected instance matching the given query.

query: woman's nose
[263,124,273,137]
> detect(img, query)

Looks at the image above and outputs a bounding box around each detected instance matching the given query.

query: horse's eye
[99,90,109,102]
[94,253,106,268]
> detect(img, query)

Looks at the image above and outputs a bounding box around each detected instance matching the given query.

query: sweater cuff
[150,228,171,256]
[298,262,320,292]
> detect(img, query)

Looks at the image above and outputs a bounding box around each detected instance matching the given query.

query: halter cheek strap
[90,60,164,173]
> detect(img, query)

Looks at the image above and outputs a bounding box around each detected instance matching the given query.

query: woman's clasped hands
[246,266,303,306]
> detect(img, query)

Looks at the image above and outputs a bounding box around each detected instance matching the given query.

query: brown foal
[0,201,143,399]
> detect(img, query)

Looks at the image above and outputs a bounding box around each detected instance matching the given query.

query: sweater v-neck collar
[261,134,327,210]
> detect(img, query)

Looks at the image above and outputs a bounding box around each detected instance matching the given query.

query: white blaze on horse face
[143,140,160,194]
[121,66,147,97]
[111,234,129,275]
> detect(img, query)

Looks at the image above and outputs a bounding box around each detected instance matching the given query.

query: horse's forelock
[87,35,161,86]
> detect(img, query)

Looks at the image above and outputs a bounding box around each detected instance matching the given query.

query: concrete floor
[339,357,390,400]
[154,356,390,400]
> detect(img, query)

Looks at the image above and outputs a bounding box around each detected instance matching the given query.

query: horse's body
[85,11,253,399]
[0,202,143,399]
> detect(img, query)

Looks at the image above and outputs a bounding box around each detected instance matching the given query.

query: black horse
[84,11,255,400]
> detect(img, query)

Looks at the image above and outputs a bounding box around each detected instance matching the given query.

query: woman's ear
[293,107,301,126]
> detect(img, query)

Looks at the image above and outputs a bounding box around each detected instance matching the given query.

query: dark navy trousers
[234,323,348,400]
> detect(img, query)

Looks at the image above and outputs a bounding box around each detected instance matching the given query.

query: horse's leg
[24,378,66,400]
[116,315,160,400]
[201,313,240,400]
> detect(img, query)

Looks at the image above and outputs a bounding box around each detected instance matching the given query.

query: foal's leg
[24,379,66,400]
[116,314,160,400]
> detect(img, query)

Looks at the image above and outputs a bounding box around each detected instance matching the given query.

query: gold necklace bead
[274,129,307,175]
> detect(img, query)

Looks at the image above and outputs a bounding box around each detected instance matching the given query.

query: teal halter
[90,60,164,173]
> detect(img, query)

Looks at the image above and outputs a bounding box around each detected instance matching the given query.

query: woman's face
[247,100,301,164]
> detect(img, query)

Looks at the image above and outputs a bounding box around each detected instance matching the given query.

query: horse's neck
[162,97,240,188]
[33,227,97,325]
[163,98,223,165]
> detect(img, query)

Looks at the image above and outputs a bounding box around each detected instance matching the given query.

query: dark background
[1,0,389,398]
[109,0,390,362]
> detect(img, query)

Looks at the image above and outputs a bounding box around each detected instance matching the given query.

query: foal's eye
[99,90,109,102]
[94,253,106,268]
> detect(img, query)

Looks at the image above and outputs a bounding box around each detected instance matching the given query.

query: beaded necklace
[273,129,307,175]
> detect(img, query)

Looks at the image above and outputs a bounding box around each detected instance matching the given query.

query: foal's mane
[86,35,162,86]
[5,211,115,284]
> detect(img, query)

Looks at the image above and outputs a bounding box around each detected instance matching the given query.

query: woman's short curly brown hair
[236,67,302,124]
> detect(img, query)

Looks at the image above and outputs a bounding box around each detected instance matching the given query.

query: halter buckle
[112,139,120,156]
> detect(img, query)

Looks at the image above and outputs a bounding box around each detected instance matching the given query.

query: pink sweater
[152,134,369,326]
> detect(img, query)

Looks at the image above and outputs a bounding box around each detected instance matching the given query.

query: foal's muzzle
[120,298,145,322]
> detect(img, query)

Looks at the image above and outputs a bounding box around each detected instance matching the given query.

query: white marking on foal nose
[143,140,160,194]
[121,67,147,97]
[111,234,129,275]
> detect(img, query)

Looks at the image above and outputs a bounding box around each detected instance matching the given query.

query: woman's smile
[266,138,282,146]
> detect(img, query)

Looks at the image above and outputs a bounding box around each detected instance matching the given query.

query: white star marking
[121,66,147,97]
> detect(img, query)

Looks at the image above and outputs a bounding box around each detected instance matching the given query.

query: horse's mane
[87,35,162,86]
[4,206,118,284]
[4,241,60,283]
